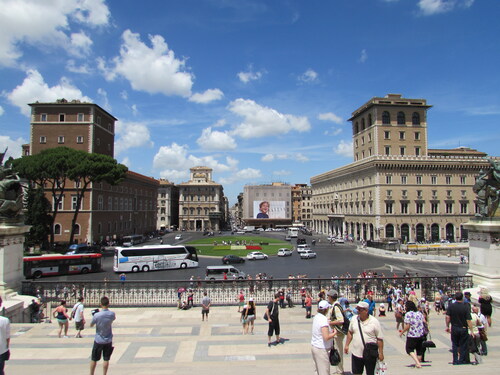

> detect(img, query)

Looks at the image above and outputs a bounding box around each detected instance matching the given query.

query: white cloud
[70,31,93,56]
[120,156,131,168]
[0,136,27,159]
[237,65,264,83]
[295,153,309,162]
[98,30,194,97]
[197,127,237,151]
[261,154,275,162]
[324,128,343,136]
[97,87,111,112]
[298,69,318,83]
[318,112,343,124]
[219,168,262,184]
[115,121,154,155]
[229,98,311,139]
[131,104,138,116]
[334,140,353,158]
[5,69,92,116]
[66,59,91,74]
[213,119,226,128]
[120,90,128,100]
[273,169,291,176]
[189,88,224,104]
[359,48,368,63]
[418,0,474,15]
[0,106,4,116]
[153,143,239,181]
[0,0,110,67]
[261,152,309,162]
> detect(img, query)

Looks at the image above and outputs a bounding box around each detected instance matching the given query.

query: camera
[91,308,100,316]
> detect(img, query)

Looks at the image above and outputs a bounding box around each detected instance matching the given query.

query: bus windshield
[24,253,103,279]
[114,245,198,273]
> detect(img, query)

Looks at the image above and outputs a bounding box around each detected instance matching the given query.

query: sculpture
[473,158,500,218]
[0,149,24,220]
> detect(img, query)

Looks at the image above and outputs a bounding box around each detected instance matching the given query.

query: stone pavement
[6,303,499,375]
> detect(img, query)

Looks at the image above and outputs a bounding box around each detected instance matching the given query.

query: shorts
[247,315,255,322]
[268,319,280,337]
[75,321,85,330]
[202,309,209,316]
[405,336,424,356]
[91,342,114,362]
[57,318,68,325]
[351,354,377,375]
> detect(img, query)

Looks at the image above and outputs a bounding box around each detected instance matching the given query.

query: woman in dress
[399,300,425,368]
[53,300,70,338]
[311,300,337,375]
[395,298,406,331]
[434,291,442,315]
[478,287,493,327]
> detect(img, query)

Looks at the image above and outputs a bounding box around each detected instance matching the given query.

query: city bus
[121,234,144,246]
[113,245,199,273]
[24,253,103,279]
[287,227,300,238]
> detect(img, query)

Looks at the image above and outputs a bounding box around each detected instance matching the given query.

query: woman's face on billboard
[260,202,269,213]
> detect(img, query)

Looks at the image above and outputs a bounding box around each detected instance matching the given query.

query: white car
[174,234,182,240]
[246,251,268,260]
[296,244,311,253]
[335,237,345,243]
[300,249,317,259]
[277,248,293,257]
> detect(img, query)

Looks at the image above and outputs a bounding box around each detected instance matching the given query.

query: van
[205,265,246,280]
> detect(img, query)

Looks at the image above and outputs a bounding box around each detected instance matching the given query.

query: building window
[431,203,439,214]
[369,147,372,156]
[416,190,422,197]
[386,203,393,214]
[400,146,405,156]
[41,113,48,121]
[76,136,84,144]
[72,195,82,210]
[77,113,84,122]
[58,136,65,144]
[460,176,466,184]
[361,136,365,145]
[98,195,103,210]
[412,112,420,125]
[386,175,392,184]
[368,133,372,142]
[446,203,453,214]
[59,113,65,122]
[386,190,392,197]
[399,131,405,140]
[401,175,407,185]
[385,146,390,155]
[108,197,112,210]
[414,131,420,140]
[384,131,390,139]
[53,196,63,211]
[382,111,390,125]
[40,136,46,144]
[416,175,422,184]
[73,224,81,235]
[401,202,409,214]
[415,147,421,156]
[445,176,452,184]
[54,224,61,235]
[431,176,437,185]
[97,116,101,125]
[368,114,373,125]
[355,140,359,148]
[96,138,100,145]
[397,111,405,125]
[461,203,468,214]
[416,202,424,214]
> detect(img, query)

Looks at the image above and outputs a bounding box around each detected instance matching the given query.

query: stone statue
[0,149,24,221]
[473,158,500,218]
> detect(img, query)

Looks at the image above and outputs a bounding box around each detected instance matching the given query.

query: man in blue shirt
[90,296,116,375]
[364,292,376,316]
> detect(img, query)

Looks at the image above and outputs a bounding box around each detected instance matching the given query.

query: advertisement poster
[253,200,287,219]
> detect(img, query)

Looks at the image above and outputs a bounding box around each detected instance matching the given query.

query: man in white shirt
[71,296,85,338]
[0,296,11,375]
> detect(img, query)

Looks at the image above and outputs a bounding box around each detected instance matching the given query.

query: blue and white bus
[121,234,144,246]
[113,245,198,273]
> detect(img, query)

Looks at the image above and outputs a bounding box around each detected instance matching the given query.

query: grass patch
[186,236,293,257]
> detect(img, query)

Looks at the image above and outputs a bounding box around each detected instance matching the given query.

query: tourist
[478,287,493,327]
[266,293,281,347]
[311,300,337,375]
[445,291,474,365]
[201,291,211,321]
[90,296,116,375]
[399,300,425,368]
[53,300,70,338]
[71,296,85,338]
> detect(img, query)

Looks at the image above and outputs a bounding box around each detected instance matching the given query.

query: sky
[1,0,499,205]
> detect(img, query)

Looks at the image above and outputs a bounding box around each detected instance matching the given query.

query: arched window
[368,114,373,126]
[54,224,61,235]
[397,111,405,125]
[385,224,394,238]
[73,224,80,235]
[361,118,365,131]
[382,111,390,124]
[412,112,420,125]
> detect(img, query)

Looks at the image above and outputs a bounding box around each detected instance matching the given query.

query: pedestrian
[265,293,281,347]
[395,299,405,331]
[119,273,126,285]
[470,305,483,364]
[245,298,256,334]
[187,289,194,308]
[301,287,307,307]
[53,300,70,338]
[445,291,474,365]
[311,300,337,375]
[477,305,488,356]
[90,296,116,375]
[237,290,245,312]
[344,301,384,375]
[478,287,493,327]
[378,303,386,317]
[201,291,211,321]
[71,296,86,338]
[0,296,10,375]
[29,299,41,323]
[327,289,347,374]
[305,292,313,319]
[363,292,376,316]
[241,301,248,334]
[399,300,425,368]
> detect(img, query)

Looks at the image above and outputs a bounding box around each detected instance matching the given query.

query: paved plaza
[6,303,499,375]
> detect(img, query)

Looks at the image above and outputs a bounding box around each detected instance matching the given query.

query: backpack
[331,302,350,335]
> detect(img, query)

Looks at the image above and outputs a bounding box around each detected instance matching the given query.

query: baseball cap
[249,297,254,302]
[318,300,330,309]
[356,301,370,310]
[327,289,338,297]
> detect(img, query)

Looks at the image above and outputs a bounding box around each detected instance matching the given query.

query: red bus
[24,253,103,279]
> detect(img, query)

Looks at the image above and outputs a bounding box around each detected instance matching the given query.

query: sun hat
[318,300,330,309]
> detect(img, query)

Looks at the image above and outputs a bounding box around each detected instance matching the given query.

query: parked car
[174,234,183,240]
[277,248,293,257]
[246,251,268,260]
[222,255,245,264]
[300,249,317,259]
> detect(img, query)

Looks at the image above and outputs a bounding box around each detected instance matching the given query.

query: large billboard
[252,200,287,219]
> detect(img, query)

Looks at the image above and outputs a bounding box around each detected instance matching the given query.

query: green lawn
[186,235,293,257]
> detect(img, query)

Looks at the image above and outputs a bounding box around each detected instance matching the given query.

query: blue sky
[1,0,499,205]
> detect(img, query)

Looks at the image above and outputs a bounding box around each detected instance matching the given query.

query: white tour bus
[287,227,300,238]
[114,245,198,273]
[122,234,144,246]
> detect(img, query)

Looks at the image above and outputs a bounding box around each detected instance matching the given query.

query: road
[40,231,467,282]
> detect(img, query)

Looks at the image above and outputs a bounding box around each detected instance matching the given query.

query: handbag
[375,360,387,375]
[478,327,488,342]
[358,317,379,360]
[422,332,436,349]
[329,347,341,366]
[263,301,275,321]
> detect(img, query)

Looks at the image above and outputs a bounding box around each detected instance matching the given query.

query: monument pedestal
[464,218,500,291]
[0,223,30,295]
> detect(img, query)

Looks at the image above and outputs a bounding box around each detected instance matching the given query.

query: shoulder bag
[263,301,275,321]
[358,317,379,360]
[329,346,341,366]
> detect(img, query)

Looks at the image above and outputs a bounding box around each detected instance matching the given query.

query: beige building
[291,184,313,228]
[157,179,179,231]
[178,167,226,231]
[243,183,292,227]
[311,94,491,243]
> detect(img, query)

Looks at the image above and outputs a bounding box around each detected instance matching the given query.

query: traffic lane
[38,241,463,282]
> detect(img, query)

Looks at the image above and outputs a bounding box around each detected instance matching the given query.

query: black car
[222,255,245,264]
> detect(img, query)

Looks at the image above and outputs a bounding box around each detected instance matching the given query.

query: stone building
[291,184,313,228]
[311,94,492,243]
[157,179,179,231]
[178,167,225,231]
[26,99,158,244]
[243,183,292,227]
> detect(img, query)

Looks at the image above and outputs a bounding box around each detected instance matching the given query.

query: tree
[24,185,52,251]
[13,147,128,246]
